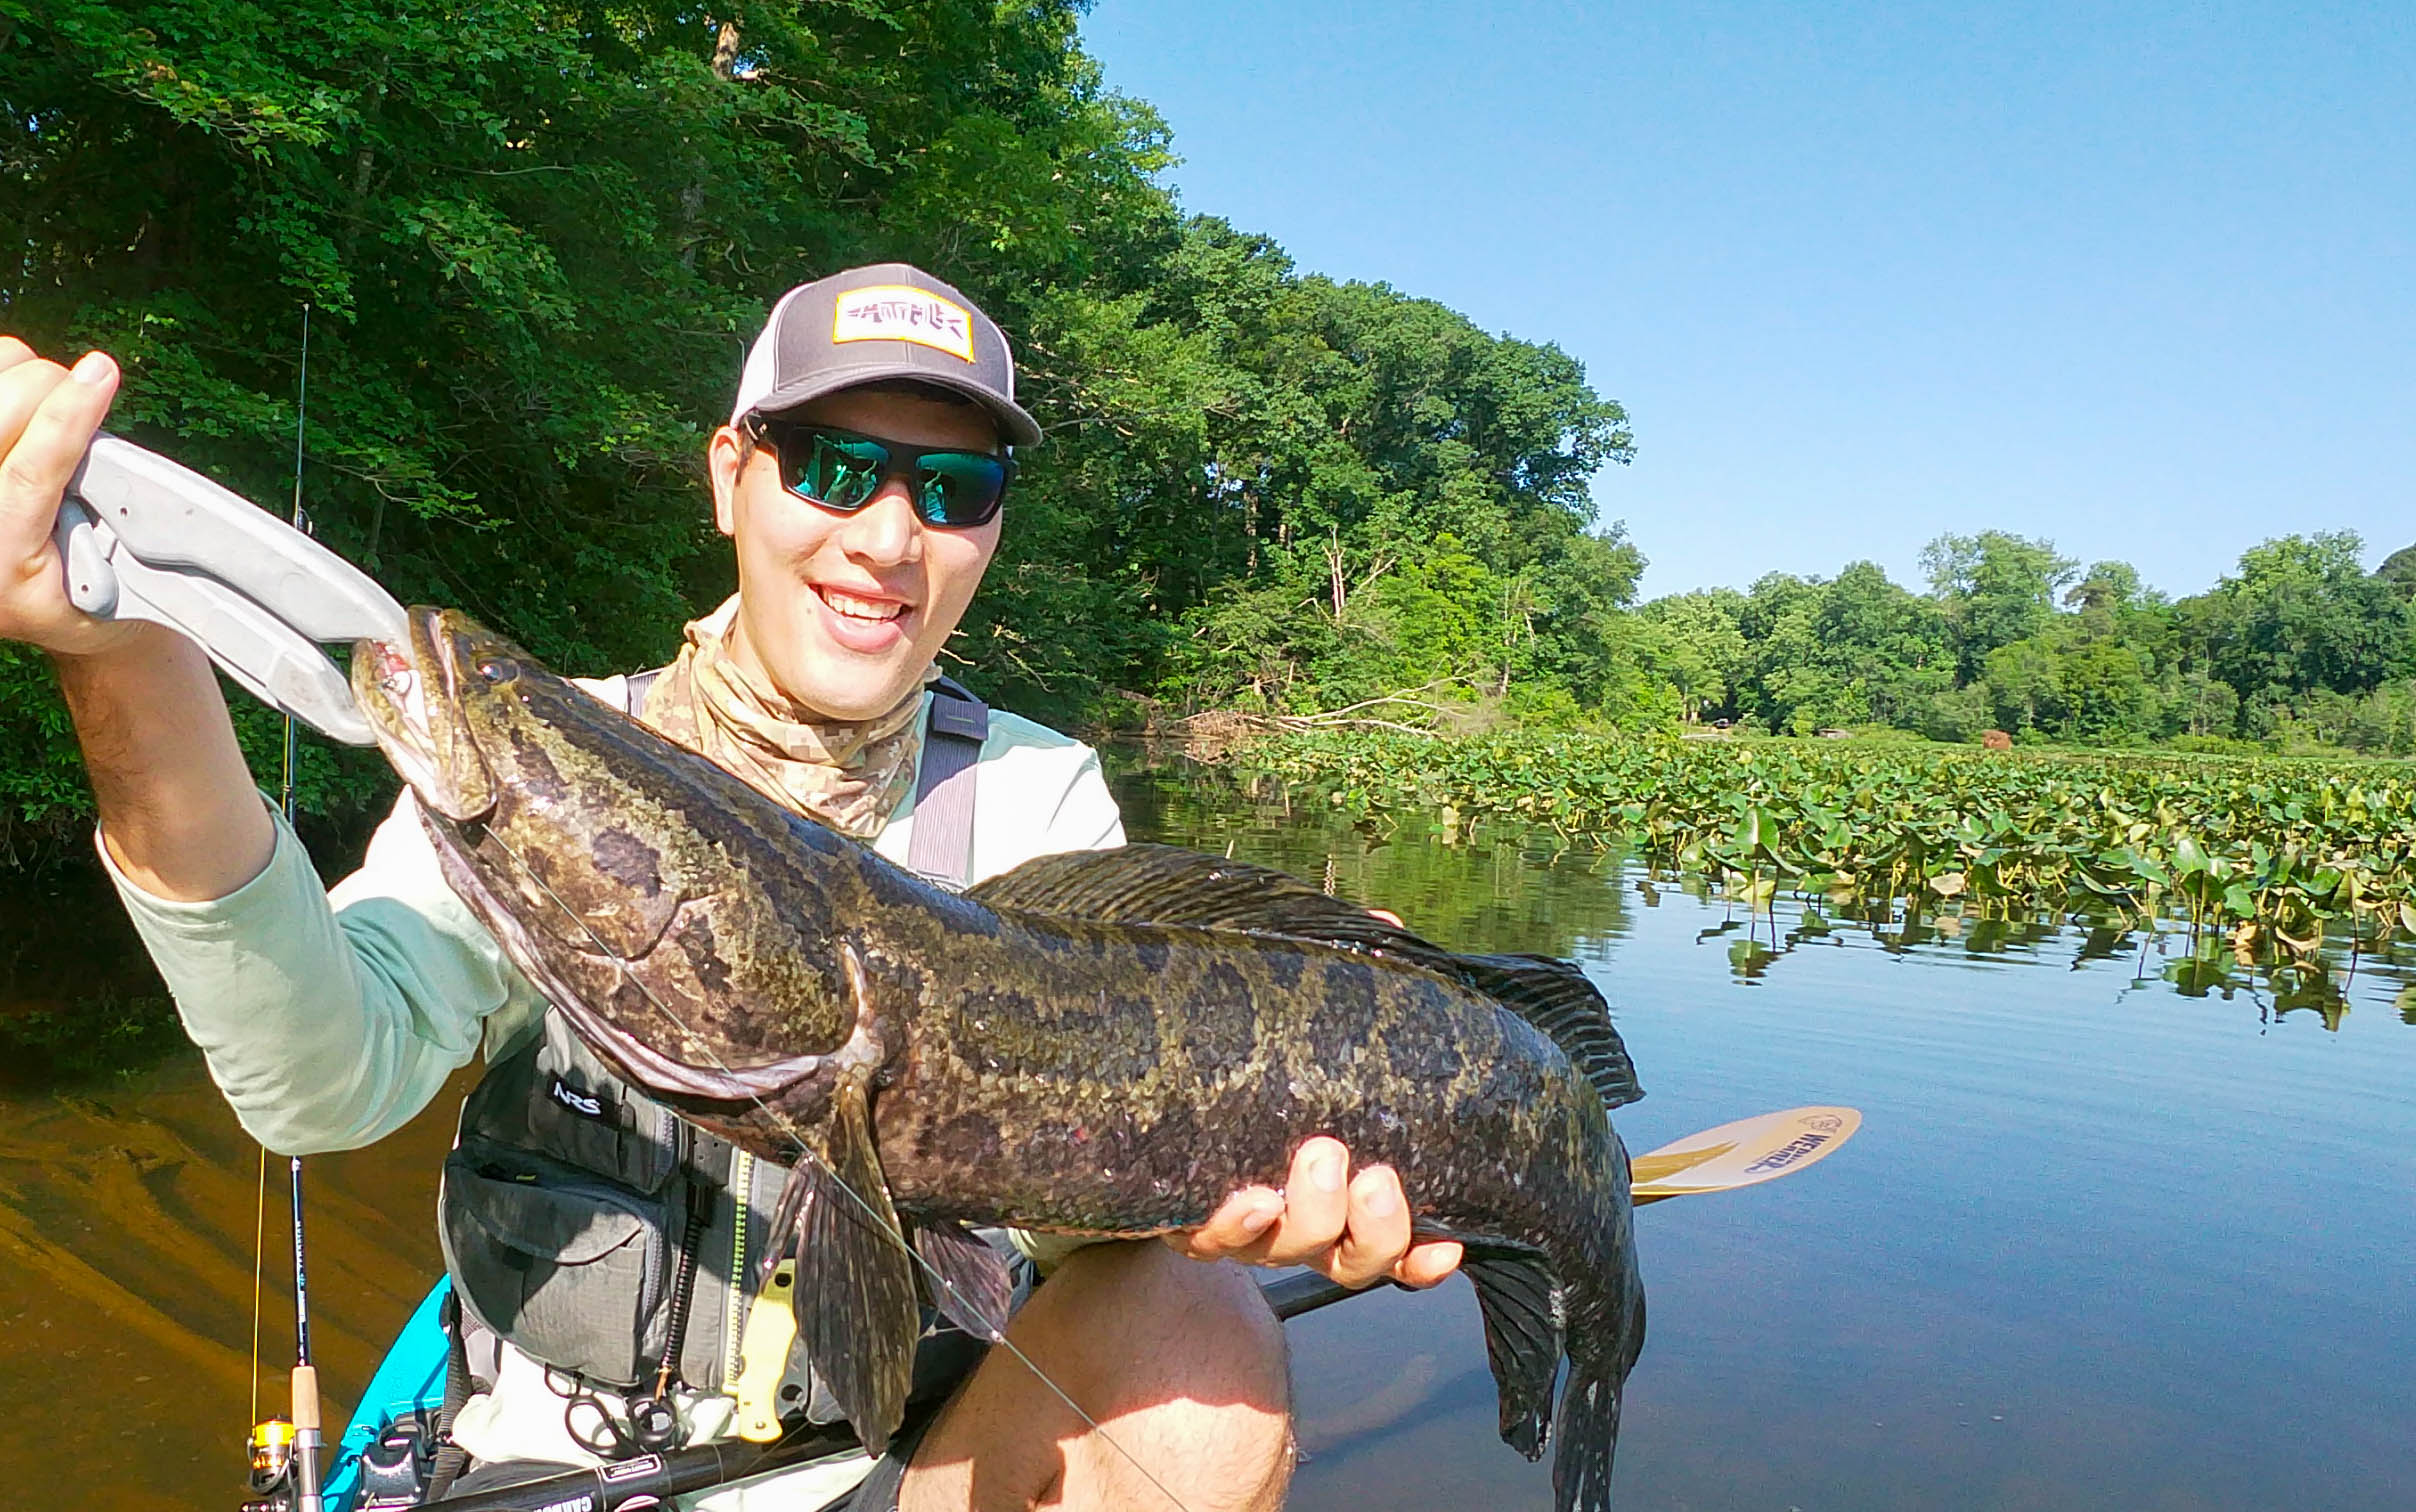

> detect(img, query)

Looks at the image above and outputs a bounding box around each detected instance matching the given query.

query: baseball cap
[730,263,1041,447]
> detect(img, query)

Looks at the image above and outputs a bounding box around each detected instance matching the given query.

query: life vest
[433,676,993,1431]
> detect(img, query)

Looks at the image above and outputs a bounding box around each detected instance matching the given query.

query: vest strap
[907,676,987,888]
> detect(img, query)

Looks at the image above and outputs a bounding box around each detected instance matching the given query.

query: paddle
[1260,1105,1862,1320]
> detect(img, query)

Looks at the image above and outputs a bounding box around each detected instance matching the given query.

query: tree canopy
[0,0,2408,844]
[0,0,1636,831]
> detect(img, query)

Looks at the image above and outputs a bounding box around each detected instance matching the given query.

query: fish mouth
[352,606,498,823]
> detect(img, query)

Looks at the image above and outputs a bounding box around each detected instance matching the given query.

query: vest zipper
[723,1148,755,1385]
[651,1105,702,1398]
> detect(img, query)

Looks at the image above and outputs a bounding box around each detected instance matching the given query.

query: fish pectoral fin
[759,1159,813,1287]
[910,1220,1015,1343]
[792,1071,920,1456]
[1460,953,1643,1112]
[1461,1244,1568,1462]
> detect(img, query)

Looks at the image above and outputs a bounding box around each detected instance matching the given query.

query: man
[0,264,1462,1510]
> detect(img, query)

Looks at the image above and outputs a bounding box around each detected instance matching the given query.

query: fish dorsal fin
[1460,954,1642,1111]
[970,843,1385,935]
[970,845,1642,1112]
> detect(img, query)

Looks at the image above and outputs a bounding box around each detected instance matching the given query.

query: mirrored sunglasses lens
[796,433,887,508]
[917,453,1007,526]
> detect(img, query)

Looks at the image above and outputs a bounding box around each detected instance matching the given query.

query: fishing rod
[246,303,326,1512]
[285,1154,326,1512]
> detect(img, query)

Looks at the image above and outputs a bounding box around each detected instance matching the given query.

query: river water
[4,755,2413,1510]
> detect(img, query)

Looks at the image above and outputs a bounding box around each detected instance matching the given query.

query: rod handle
[290,1364,321,1431]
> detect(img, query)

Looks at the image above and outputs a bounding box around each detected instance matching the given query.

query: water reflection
[1111,749,1639,962]
[1114,752,2413,1033]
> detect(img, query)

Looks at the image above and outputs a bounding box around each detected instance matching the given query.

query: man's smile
[814,583,910,624]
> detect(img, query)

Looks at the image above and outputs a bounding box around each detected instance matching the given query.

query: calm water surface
[4,756,2412,1510]
[1115,760,2416,1512]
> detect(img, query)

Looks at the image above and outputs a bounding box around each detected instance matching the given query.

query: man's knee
[1039,1241,1288,1401]
[905,1243,1295,1511]
[1043,1246,1292,1507]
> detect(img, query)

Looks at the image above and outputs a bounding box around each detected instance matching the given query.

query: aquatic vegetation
[0,989,184,1084]
[1235,733,2416,948]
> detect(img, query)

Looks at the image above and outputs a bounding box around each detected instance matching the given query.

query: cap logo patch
[831,286,977,363]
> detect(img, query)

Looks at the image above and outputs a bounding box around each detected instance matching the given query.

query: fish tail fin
[1550,1360,1625,1512]
[1553,1233,1647,1512]
[1461,1245,1566,1461]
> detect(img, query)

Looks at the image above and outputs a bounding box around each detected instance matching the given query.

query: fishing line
[281,301,328,1512]
[480,827,1204,1512]
[250,1143,266,1427]
[247,299,315,1462]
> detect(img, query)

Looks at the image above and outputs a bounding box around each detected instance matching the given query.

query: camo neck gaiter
[638,596,933,839]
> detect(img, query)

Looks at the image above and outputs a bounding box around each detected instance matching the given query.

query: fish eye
[477,658,518,683]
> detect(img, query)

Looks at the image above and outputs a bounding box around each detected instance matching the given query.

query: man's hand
[0,337,136,656]
[1165,1135,1466,1291]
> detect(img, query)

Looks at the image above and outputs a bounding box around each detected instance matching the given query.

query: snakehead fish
[355,607,1648,1512]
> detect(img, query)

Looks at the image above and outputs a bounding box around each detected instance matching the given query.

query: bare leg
[899,1242,1293,1512]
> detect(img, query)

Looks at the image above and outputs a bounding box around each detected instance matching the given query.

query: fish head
[356,608,873,1112]
[352,606,565,822]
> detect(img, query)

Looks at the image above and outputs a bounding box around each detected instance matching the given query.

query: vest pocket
[439,1146,672,1389]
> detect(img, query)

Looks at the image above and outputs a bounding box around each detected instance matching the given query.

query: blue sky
[1080,1,2414,600]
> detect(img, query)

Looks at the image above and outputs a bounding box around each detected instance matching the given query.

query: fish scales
[357,607,1647,1512]
[877,920,1606,1237]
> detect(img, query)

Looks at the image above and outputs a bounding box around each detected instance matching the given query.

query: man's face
[708,386,1004,721]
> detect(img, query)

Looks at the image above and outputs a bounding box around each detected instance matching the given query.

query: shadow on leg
[899,1241,1294,1512]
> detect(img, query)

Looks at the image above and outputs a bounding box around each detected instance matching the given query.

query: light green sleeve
[99,789,544,1155]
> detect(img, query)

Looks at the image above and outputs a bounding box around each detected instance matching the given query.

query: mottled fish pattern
[356,608,1648,1512]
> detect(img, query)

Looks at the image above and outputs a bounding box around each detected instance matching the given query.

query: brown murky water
[0,1061,463,1508]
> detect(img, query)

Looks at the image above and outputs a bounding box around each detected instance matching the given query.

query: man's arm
[0,339,275,899]
[5,337,515,1151]
[53,629,278,896]
[101,791,533,1153]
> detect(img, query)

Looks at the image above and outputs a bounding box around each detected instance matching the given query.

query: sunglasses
[746,417,1014,529]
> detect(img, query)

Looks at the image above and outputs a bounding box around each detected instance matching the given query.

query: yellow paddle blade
[1631,1105,1861,1204]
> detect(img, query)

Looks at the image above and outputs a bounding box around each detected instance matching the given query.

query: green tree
[2182,532,2415,705]
[1150,242,1636,718]
[1729,564,1949,732]
[2055,636,2152,740]
[2377,543,2416,591]
[1983,637,2063,733]
[1637,589,1747,722]
[1922,530,2079,680]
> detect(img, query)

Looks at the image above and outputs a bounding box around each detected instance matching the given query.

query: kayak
[323,1280,452,1512]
